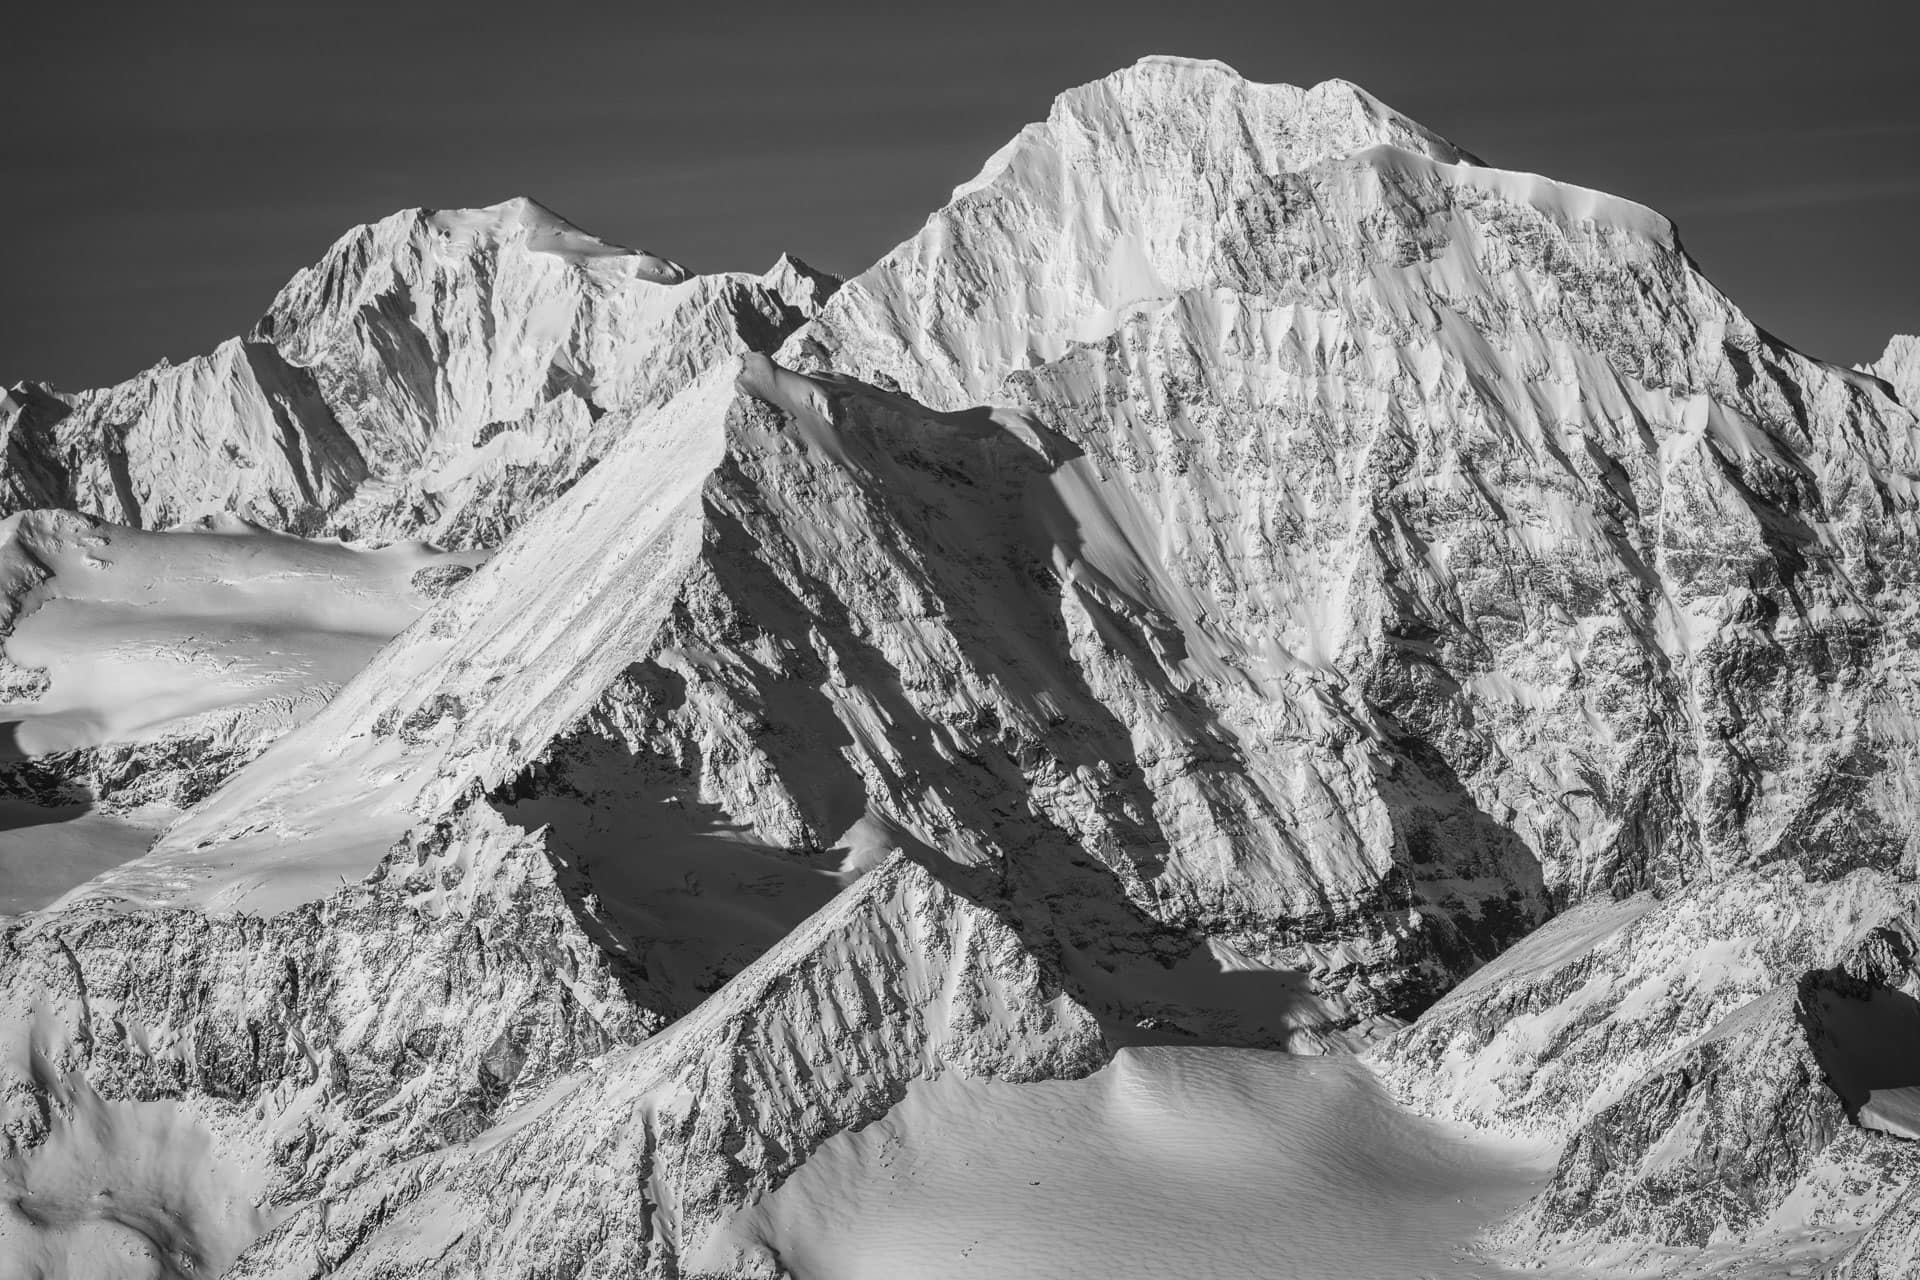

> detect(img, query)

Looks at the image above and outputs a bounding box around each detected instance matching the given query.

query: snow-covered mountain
[0,200,836,867]
[4,54,1919,1280]
[1866,333,1920,410]
[1,198,836,547]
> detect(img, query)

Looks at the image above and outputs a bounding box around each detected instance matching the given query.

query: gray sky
[5,0,1915,388]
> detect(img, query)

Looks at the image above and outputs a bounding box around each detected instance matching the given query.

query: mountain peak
[762,252,842,316]
[1864,333,1920,408]
[1118,53,1245,80]
[1059,57,1474,166]
[799,60,1483,408]
[421,197,689,279]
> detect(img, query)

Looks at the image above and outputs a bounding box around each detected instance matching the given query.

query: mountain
[0,201,837,878]
[4,55,1920,1279]
[224,854,1109,1277]
[0,509,483,916]
[1,198,837,547]
[1866,333,1920,409]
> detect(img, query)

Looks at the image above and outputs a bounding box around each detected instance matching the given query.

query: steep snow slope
[1,199,836,546]
[802,55,1920,906]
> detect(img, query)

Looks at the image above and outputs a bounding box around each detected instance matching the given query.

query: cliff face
[3,56,1919,1279]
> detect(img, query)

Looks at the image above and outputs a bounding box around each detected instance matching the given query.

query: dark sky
[5,0,1916,389]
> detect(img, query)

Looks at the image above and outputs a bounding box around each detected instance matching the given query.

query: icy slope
[1,199,836,546]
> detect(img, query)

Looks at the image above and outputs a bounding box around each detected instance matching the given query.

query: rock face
[2,54,1919,1278]
[1,199,837,547]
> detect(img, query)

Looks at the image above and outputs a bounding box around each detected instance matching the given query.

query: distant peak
[489,194,561,218]
[424,195,578,235]
[948,57,1473,208]
[421,198,689,281]
[1863,333,1920,409]
[763,253,842,316]
[1120,54,1245,79]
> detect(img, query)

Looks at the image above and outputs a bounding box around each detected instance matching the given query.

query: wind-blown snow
[0,1076,278,1280]
[708,1046,1549,1280]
